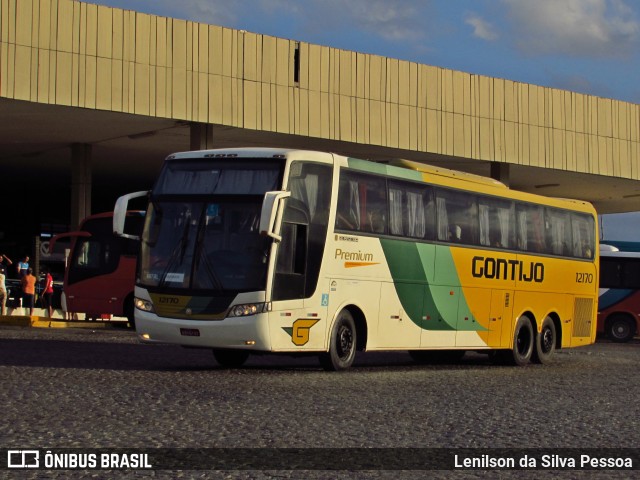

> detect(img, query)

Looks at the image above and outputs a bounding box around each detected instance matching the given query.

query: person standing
[41,268,54,318]
[17,255,29,277]
[21,268,36,316]
[0,253,12,274]
[0,254,13,315]
[0,264,6,316]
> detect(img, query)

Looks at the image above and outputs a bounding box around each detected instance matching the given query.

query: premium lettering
[335,248,374,262]
[472,256,544,283]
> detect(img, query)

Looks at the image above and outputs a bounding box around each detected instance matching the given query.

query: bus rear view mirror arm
[114,191,149,239]
[259,191,291,242]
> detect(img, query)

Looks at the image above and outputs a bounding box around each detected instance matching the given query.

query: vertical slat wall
[1,0,639,179]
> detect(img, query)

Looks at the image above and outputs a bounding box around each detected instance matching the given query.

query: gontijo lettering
[472,256,544,283]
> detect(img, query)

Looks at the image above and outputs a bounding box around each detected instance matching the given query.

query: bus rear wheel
[532,316,556,364]
[606,314,636,343]
[320,309,357,371]
[212,349,250,368]
[502,315,534,366]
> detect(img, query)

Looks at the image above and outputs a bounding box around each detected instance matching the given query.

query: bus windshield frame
[138,158,285,295]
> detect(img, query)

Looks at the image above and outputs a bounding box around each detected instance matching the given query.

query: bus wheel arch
[605,313,636,343]
[320,305,366,371]
[547,312,562,349]
[344,304,368,352]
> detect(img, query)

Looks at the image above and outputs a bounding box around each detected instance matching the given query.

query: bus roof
[599,249,640,258]
[390,158,507,189]
[166,147,305,160]
[162,147,595,215]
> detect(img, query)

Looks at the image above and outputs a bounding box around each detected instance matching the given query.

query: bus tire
[606,314,636,343]
[124,296,135,329]
[506,315,534,366]
[320,309,357,371]
[532,316,556,364]
[213,349,250,368]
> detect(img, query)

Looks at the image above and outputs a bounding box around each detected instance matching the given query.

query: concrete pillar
[490,162,510,187]
[190,123,214,150]
[71,143,92,229]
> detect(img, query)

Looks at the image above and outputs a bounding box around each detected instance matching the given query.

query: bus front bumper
[134,310,272,351]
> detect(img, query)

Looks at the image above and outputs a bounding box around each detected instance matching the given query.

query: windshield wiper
[159,212,192,287]
[192,207,224,292]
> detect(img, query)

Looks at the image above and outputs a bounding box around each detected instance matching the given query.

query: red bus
[51,211,144,325]
[598,245,640,342]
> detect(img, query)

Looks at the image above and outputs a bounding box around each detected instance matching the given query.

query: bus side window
[335,171,387,234]
[388,181,433,239]
[571,213,595,259]
[516,204,546,253]
[545,208,572,256]
[336,177,360,231]
[599,258,621,288]
[479,198,513,249]
[435,189,477,245]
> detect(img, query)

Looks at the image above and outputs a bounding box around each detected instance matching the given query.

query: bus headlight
[135,297,155,313]
[228,303,267,318]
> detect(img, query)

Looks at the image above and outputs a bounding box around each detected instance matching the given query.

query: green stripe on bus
[380,239,483,332]
[346,158,423,181]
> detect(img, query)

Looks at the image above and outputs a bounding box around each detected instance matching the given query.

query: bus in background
[598,244,640,342]
[51,211,145,325]
[114,148,598,370]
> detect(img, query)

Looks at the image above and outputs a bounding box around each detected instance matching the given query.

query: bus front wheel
[532,316,556,364]
[124,296,135,329]
[606,314,636,343]
[213,349,250,368]
[320,310,357,371]
[503,315,534,366]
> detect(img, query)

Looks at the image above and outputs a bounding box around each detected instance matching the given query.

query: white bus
[114,148,598,370]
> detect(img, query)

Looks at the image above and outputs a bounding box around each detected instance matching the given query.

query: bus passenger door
[489,290,513,348]
[270,217,310,350]
[270,161,333,351]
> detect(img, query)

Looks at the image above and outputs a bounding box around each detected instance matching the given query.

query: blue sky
[84,0,640,240]
[85,0,640,103]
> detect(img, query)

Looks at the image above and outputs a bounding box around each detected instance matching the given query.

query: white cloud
[501,0,640,57]
[334,0,426,42]
[121,0,240,25]
[465,13,499,41]
[255,0,429,43]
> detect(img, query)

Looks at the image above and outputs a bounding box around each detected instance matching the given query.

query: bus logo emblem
[283,318,320,346]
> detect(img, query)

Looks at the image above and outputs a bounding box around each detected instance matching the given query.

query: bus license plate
[180,328,201,337]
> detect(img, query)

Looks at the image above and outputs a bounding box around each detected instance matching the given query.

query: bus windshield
[139,159,283,293]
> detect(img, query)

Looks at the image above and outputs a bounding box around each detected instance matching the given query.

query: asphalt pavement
[0,326,638,479]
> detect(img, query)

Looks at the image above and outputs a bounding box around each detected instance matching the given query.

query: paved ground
[0,326,638,479]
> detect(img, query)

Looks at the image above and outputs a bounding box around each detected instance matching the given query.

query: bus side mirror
[260,191,291,242]
[114,191,148,239]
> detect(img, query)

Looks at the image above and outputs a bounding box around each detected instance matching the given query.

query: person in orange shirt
[41,267,54,318]
[21,268,36,316]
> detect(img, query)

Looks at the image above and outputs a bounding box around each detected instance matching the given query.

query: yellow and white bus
[114,148,598,370]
